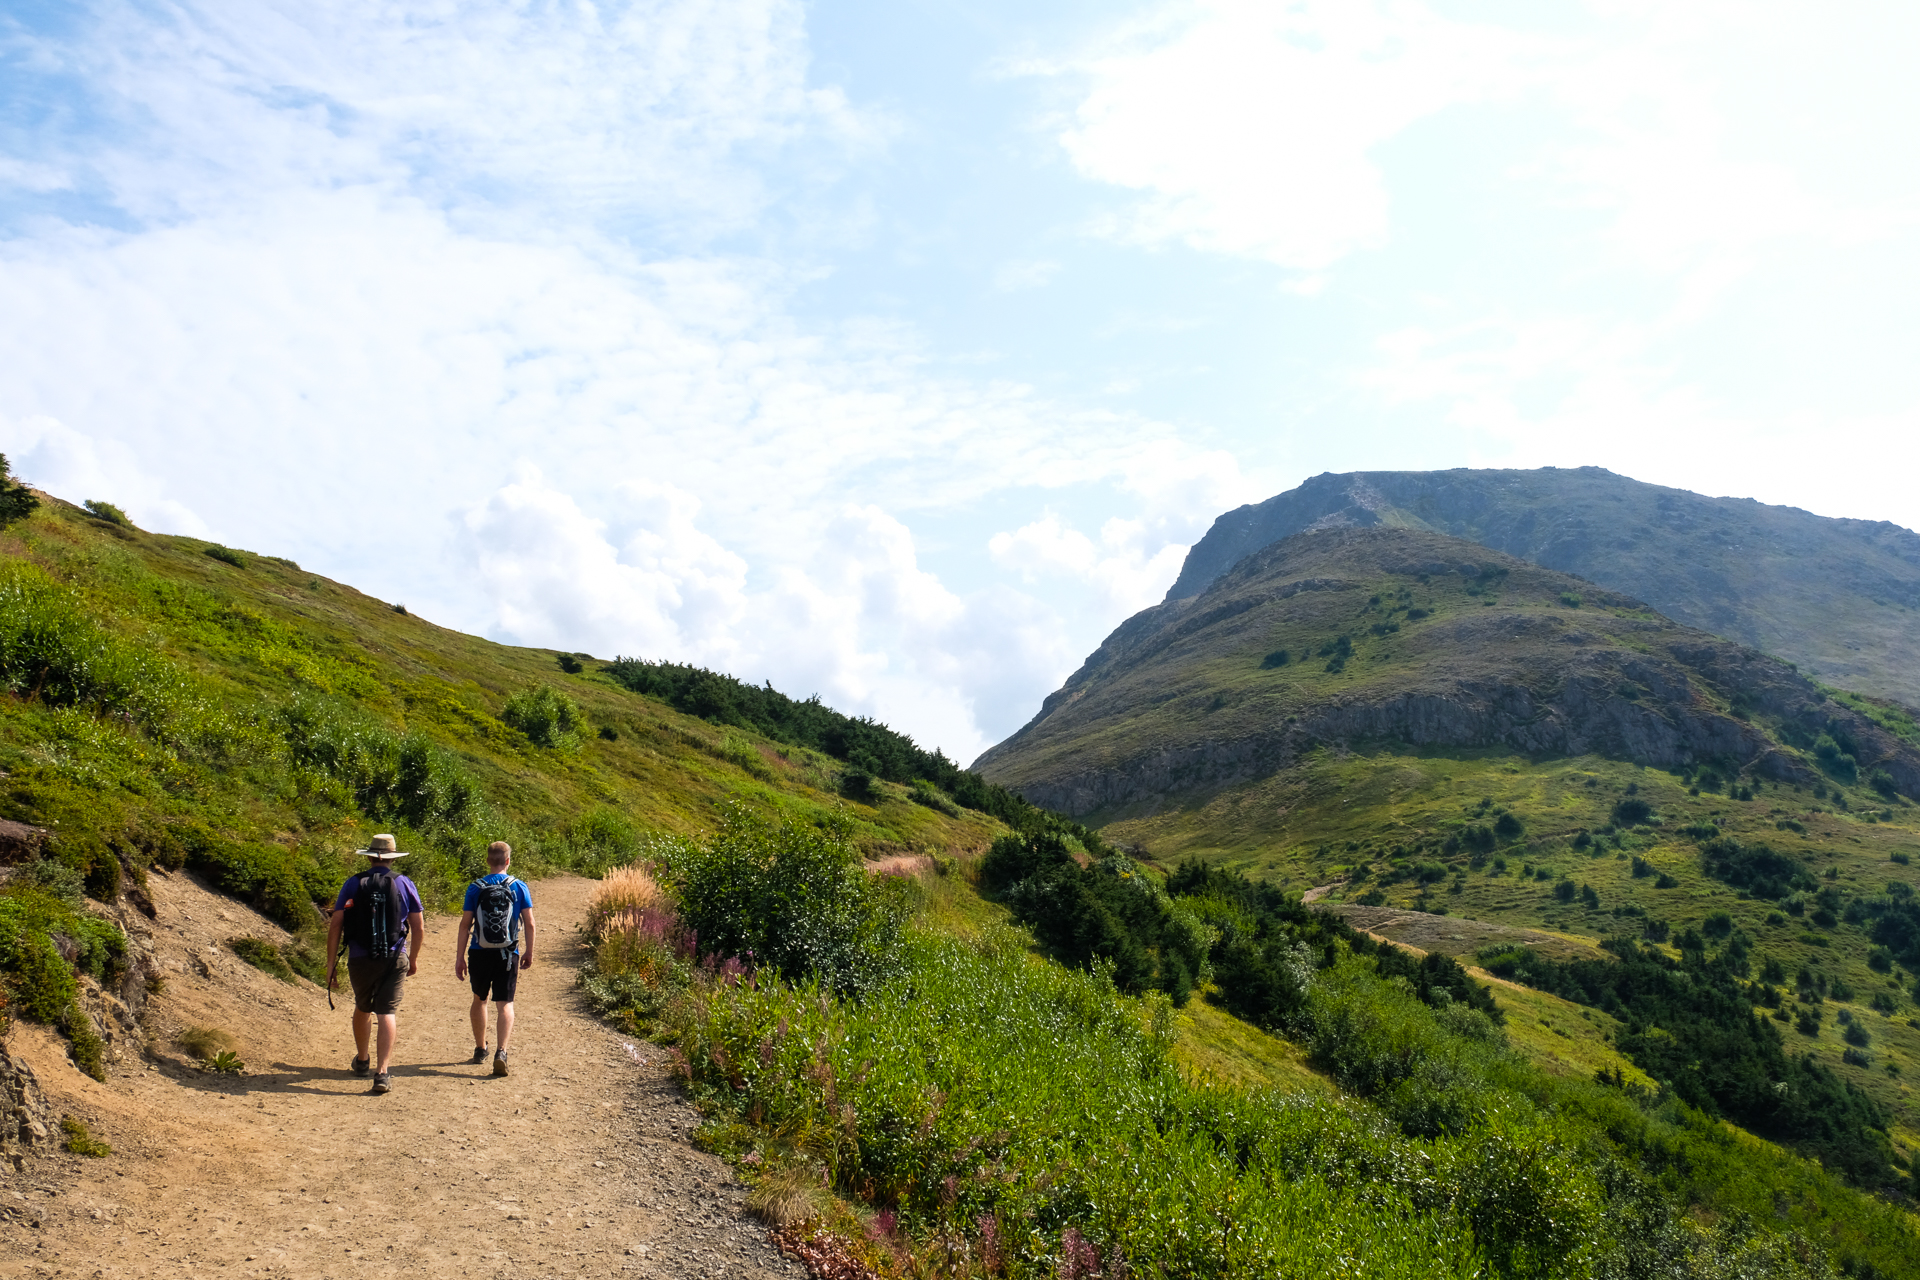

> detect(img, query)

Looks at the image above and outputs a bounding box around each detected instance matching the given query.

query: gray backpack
[471,876,521,950]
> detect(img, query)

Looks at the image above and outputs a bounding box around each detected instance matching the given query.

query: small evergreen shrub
[1260,648,1291,668]
[203,545,247,568]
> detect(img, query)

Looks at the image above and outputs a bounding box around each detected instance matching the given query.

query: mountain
[1164,467,1920,708]
[976,523,1920,1159]
[980,525,1920,818]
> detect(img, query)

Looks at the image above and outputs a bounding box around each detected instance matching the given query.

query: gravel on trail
[0,872,802,1280]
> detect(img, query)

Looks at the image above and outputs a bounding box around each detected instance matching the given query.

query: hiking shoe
[492,1052,510,1077]
[370,1071,391,1095]
[351,1055,371,1078]
[468,1045,490,1065]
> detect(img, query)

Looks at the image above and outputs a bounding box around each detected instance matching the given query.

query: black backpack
[471,876,520,950]
[349,866,405,955]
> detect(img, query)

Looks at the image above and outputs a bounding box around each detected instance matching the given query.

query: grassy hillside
[6,492,1919,1275]
[0,494,1015,1067]
[1165,467,1920,708]
[979,526,1920,1170]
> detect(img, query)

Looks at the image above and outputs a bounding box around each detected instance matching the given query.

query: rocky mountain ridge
[978,527,1920,819]
[1163,467,1920,708]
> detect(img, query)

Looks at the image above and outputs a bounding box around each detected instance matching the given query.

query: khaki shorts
[347,955,407,1015]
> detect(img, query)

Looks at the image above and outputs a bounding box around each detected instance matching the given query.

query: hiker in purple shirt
[325,834,425,1095]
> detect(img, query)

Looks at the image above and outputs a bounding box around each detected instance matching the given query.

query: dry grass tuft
[588,864,662,932]
[176,1025,239,1060]
[746,1165,831,1229]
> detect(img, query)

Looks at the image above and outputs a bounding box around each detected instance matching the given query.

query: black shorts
[468,948,520,1002]
[347,955,407,1015]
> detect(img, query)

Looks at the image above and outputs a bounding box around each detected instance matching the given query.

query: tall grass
[661,927,1843,1279]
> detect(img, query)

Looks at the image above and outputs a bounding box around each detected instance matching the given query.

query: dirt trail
[1,870,798,1280]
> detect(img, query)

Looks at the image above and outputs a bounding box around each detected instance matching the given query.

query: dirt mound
[0,871,799,1280]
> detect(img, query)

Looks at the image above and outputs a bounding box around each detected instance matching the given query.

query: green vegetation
[602,658,1100,842]
[0,494,1002,1074]
[82,500,131,528]
[655,806,911,997]
[501,683,586,749]
[59,1115,110,1157]
[1481,939,1896,1187]
[0,455,37,530]
[979,830,1212,1004]
[585,818,1916,1278]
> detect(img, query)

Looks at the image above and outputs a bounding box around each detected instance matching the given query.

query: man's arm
[454,911,474,979]
[519,908,536,970]
[325,908,344,990]
[405,912,425,976]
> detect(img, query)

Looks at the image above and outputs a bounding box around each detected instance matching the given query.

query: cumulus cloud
[461,474,1075,759]
[3,414,209,536]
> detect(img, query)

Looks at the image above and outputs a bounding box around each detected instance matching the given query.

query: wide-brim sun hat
[356,833,410,859]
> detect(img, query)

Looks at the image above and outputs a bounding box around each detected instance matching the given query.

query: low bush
[228,936,295,982]
[82,500,131,527]
[501,684,586,750]
[658,806,909,998]
[203,545,247,568]
[983,831,1212,1005]
[60,1115,110,1157]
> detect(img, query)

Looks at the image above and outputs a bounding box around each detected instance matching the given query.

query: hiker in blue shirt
[455,841,536,1077]
[325,834,426,1095]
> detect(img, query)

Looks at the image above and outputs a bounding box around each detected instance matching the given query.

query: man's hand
[407,954,420,977]
[327,967,339,992]
[455,954,468,980]
[519,951,534,971]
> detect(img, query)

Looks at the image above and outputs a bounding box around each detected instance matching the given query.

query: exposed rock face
[978,528,1920,819]
[0,821,49,865]
[0,1042,54,1166]
[1162,468,1920,709]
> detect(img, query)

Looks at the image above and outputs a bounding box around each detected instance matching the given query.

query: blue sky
[4,0,1918,763]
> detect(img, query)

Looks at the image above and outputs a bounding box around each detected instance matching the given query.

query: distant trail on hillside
[0,875,798,1280]
[1165,467,1920,708]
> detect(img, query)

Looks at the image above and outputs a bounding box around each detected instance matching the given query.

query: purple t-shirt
[334,869,425,958]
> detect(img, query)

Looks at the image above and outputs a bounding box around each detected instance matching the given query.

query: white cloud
[991,258,1061,292]
[3,414,209,536]
[461,475,1074,759]
[12,0,875,237]
[1052,0,1543,271]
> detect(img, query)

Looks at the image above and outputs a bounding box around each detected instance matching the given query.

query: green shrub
[82,500,131,527]
[1260,648,1291,668]
[228,936,295,982]
[908,779,959,816]
[60,1115,110,1157]
[0,454,38,529]
[203,545,247,568]
[661,805,908,997]
[501,684,585,750]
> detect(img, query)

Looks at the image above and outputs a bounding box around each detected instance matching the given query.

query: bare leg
[469,995,488,1050]
[495,1001,515,1053]
[375,1014,398,1073]
[351,1010,372,1061]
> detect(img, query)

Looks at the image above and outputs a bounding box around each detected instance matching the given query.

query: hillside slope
[979,525,1920,1147]
[981,526,1920,817]
[1164,468,1920,707]
[0,493,1018,1082]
